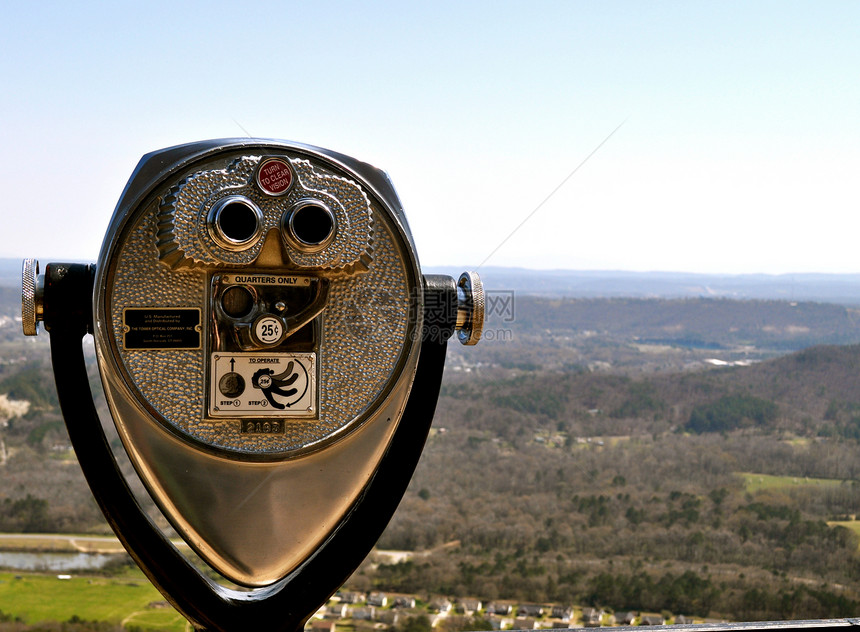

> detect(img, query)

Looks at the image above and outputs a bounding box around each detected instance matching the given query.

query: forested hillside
[367,344,860,621]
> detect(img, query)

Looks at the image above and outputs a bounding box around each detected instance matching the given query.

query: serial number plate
[209,352,316,418]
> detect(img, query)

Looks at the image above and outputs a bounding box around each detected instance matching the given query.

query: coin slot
[221,285,255,319]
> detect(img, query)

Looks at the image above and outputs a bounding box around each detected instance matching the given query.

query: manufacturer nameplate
[123,308,201,350]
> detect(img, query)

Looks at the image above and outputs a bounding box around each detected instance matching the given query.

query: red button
[256,158,293,196]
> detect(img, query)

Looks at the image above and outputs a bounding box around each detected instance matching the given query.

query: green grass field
[738,474,860,548]
[827,519,860,551]
[738,472,849,493]
[829,520,860,535]
[0,571,190,631]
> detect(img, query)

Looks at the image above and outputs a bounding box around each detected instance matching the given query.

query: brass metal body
[92,139,423,586]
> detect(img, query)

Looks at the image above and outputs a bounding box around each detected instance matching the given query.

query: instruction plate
[209,352,316,418]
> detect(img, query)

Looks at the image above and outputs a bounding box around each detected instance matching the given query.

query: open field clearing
[828,520,860,547]
[0,571,188,630]
[739,472,850,493]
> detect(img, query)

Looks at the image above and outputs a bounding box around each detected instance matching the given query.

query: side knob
[22,258,44,336]
[456,271,484,346]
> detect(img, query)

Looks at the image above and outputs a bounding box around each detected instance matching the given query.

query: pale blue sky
[2,1,859,273]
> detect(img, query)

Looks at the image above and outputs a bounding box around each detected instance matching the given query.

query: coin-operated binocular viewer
[22,139,483,631]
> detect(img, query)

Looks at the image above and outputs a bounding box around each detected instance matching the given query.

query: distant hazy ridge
[4,258,860,303]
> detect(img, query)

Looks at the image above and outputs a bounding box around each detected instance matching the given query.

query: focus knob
[456,271,484,346]
[21,258,44,336]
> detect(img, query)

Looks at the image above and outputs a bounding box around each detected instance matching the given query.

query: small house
[379,611,402,626]
[326,605,348,619]
[429,598,452,613]
[351,607,376,621]
[367,592,388,607]
[615,611,636,625]
[338,591,363,605]
[457,598,483,615]
[513,617,538,630]
[582,607,603,627]
[487,602,514,616]
[551,605,573,621]
[518,604,544,618]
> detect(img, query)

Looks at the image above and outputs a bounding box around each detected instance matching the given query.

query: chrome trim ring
[282,199,337,253]
[206,195,265,252]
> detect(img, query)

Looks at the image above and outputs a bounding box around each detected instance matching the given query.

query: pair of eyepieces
[207,196,336,253]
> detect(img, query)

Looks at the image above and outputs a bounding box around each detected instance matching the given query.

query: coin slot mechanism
[221,285,255,319]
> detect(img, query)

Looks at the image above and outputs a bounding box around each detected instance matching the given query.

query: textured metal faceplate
[106,156,415,456]
[157,156,373,272]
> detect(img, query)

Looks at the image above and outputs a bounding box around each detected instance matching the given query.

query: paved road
[0,533,188,552]
[0,534,120,542]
